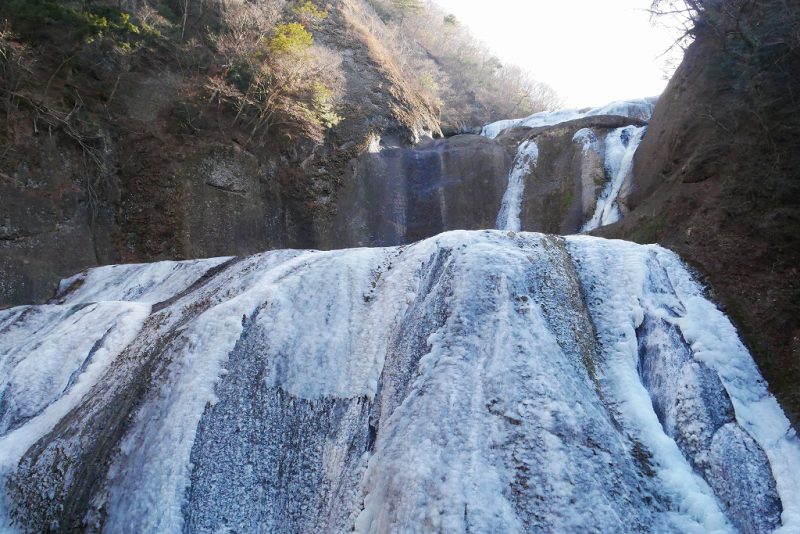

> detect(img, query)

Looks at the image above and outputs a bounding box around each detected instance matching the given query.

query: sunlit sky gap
[431,0,684,108]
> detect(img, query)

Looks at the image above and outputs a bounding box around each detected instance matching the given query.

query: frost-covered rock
[481,97,658,139]
[635,278,782,533]
[1,231,798,533]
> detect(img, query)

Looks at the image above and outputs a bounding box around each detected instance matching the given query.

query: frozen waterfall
[481,97,657,139]
[1,231,798,533]
[496,140,538,232]
[582,125,647,232]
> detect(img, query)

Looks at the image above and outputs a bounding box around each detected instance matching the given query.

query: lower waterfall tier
[0,231,797,533]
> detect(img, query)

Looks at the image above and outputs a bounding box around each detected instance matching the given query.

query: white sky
[431,0,683,108]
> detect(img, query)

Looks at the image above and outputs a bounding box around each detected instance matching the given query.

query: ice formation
[496,139,538,232]
[581,125,647,232]
[572,127,601,154]
[1,231,797,533]
[486,99,654,233]
[481,97,658,139]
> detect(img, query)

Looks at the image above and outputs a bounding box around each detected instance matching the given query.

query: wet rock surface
[322,135,511,247]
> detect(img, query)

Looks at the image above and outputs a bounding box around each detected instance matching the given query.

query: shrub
[293,1,329,26]
[209,3,344,144]
[6,0,148,42]
[391,0,424,20]
[268,22,313,54]
[365,0,560,126]
[311,82,342,128]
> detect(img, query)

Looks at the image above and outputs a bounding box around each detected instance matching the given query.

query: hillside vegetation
[2,0,346,146]
[1,0,558,146]
[365,0,562,131]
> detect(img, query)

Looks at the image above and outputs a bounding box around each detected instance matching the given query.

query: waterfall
[581,125,646,232]
[481,97,657,139]
[1,231,798,533]
[496,140,538,232]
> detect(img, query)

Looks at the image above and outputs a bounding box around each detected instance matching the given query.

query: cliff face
[0,0,656,310]
[3,2,800,529]
[4,2,799,446]
[494,115,647,235]
[321,135,511,248]
[600,0,800,427]
[0,1,648,313]
[0,0,440,308]
[297,111,650,248]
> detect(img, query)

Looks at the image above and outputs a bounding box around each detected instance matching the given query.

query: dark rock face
[0,112,648,309]
[0,0,440,309]
[0,137,108,308]
[320,135,511,248]
[600,0,800,429]
[0,133,291,308]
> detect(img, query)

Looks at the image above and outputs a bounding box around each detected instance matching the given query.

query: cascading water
[581,125,647,232]
[496,140,538,232]
[1,231,798,533]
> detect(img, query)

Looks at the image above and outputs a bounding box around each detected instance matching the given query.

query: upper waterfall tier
[481,97,658,139]
[1,231,797,533]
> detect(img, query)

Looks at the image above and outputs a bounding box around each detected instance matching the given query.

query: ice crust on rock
[1,231,798,533]
[481,97,657,139]
[0,302,150,530]
[567,236,800,533]
[572,127,600,154]
[56,257,232,305]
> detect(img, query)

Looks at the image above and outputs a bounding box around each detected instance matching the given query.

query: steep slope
[599,0,800,428]
[1,231,798,532]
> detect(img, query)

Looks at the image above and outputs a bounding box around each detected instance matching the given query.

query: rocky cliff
[2,1,800,531]
[599,0,800,428]
[0,0,442,307]
[0,44,648,310]
[1,0,798,434]
[315,108,652,248]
